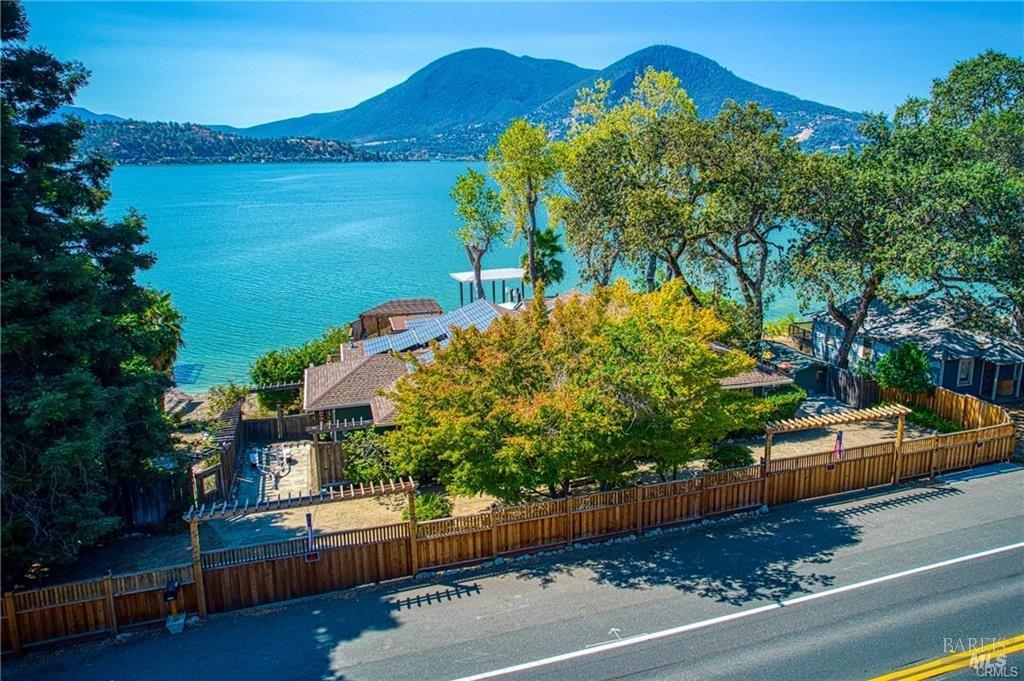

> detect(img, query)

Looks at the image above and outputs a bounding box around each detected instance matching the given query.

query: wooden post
[634,486,643,537]
[891,413,906,484]
[189,519,208,617]
[406,491,418,576]
[490,506,499,560]
[276,409,285,440]
[4,592,21,656]
[929,434,939,478]
[761,431,773,506]
[103,573,118,635]
[565,496,574,546]
[698,475,707,519]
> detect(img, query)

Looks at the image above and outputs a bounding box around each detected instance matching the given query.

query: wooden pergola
[762,404,913,499]
[181,477,418,617]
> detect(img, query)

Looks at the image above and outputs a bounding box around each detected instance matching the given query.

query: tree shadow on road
[509,484,964,607]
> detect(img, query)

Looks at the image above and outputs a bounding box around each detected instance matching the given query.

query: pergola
[450,267,525,306]
[181,477,418,616]
[762,404,913,496]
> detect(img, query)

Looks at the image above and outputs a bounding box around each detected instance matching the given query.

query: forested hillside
[79,120,382,164]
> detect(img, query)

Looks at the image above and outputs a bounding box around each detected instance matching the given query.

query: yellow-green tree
[385,280,758,502]
[488,119,560,292]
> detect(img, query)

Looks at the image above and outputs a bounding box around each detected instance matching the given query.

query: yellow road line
[870,632,1024,681]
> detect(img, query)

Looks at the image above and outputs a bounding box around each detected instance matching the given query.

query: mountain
[79,120,379,165]
[232,45,864,156]
[52,105,125,123]
[535,46,863,149]
[242,48,594,144]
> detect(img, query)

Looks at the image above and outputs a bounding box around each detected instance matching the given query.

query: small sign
[304,552,320,563]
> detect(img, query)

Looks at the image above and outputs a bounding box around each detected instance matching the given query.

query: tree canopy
[385,280,759,502]
[1,0,182,581]
[451,168,505,299]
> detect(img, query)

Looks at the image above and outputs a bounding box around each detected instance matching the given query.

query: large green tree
[789,51,1024,365]
[555,69,704,297]
[249,326,348,412]
[1,0,182,581]
[488,119,560,292]
[385,280,757,501]
[450,168,505,300]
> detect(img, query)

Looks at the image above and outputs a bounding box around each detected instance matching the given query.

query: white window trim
[957,358,974,387]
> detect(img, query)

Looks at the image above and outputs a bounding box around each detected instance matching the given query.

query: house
[709,342,794,395]
[757,340,828,394]
[349,298,442,341]
[805,298,1024,402]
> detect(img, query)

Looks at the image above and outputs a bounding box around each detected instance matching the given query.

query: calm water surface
[107,162,799,391]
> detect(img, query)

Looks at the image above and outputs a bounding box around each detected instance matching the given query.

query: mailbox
[164,579,180,602]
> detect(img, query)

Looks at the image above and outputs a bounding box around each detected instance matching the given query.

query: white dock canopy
[450,267,526,305]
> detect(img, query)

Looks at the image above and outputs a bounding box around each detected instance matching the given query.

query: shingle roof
[359,298,442,318]
[303,343,408,414]
[810,298,1024,363]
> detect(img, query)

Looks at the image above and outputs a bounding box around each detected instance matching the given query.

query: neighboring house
[349,298,443,341]
[757,340,828,394]
[806,298,1024,402]
[709,342,794,395]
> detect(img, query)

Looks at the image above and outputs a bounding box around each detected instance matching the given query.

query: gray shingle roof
[810,298,1024,363]
[303,343,407,415]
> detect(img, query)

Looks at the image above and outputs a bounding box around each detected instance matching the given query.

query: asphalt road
[5,464,1023,681]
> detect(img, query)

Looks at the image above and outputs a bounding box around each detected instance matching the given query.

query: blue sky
[24,2,1024,128]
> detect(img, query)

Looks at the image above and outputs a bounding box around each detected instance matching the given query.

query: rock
[494,556,505,566]
[115,632,134,643]
[186,615,200,627]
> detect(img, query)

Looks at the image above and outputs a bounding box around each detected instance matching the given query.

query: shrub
[342,430,395,484]
[863,343,934,394]
[763,313,798,338]
[763,385,808,422]
[207,381,249,415]
[907,407,962,434]
[706,444,755,471]
[250,325,349,412]
[403,492,453,522]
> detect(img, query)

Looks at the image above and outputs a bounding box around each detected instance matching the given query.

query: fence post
[634,486,643,537]
[565,496,574,547]
[3,592,21,656]
[761,432,773,506]
[929,434,939,478]
[490,506,498,560]
[698,475,707,519]
[189,519,208,617]
[103,572,118,635]
[891,413,906,484]
[406,491,418,576]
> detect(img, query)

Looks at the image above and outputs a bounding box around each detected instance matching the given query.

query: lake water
[107,162,800,391]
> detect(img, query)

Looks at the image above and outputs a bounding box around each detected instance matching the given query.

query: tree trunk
[832,273,882,369]
[525,176,539,290]
[465,245,486,300]
[645,254,657,293]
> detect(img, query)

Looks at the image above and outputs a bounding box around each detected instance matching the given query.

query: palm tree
[522,227,565,286]
[139,289,185,374]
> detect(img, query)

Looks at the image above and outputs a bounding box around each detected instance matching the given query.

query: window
[957,358,974,386]
[861,339,874,362]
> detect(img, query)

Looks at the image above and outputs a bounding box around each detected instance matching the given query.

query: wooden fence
[242,413,317,443]
[310,442,348,490]
[827,366,880,408]
[2,388,1014,654]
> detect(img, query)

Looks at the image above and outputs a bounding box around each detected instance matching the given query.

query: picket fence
[2,388,1014,654]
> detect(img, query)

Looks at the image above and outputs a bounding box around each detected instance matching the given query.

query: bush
[763,385,808,422]
[706,444,755,471]
[763,313,798,338]
[403,492,453,522]
[863,343,934,394]
[907,407,963,434]
[250,325,349,412]
[207,381,249,415]
[342,430,395,484]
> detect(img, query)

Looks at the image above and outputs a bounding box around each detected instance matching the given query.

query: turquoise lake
[107,162,801,391]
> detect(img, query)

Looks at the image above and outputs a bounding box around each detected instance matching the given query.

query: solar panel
[364,299,500,356]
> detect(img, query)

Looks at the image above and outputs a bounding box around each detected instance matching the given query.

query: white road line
[452,541,1024,681]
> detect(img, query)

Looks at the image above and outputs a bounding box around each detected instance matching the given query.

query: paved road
[6,464,1023,681]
